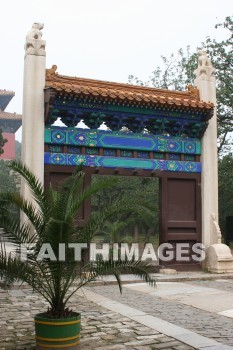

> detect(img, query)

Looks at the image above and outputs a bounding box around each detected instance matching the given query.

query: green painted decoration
[44,152,201,173]
[45,127,201,155]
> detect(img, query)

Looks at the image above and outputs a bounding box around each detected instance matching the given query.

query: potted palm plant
[0,161,156,350]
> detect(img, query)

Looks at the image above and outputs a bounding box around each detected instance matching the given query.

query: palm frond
[0,215,36,245]
[77,195,154,243]
[0,192,45,235]
[0,162,157,317]
[63,176,117,222]
[90,259,156,288]
[64,259,156,305]
[53,168,85,221]
[8,160,50,220]
[0,244,53,304]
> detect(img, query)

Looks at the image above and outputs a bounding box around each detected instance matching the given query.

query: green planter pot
[34,312,81,349]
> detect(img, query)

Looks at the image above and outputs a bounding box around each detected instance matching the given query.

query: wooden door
[159,172,202,269]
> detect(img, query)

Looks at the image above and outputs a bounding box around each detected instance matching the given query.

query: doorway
[91,175,160,251]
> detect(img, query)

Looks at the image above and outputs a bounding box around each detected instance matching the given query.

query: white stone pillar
[194,50,218,247]
[21,23,46,201]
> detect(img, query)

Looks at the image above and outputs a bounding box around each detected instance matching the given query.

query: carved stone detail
[187,85,200,100]
[206,244,233,273]
[194,50,215,79]
[211,213,222,244]
[25,23,46,56]
[46,65,58,79]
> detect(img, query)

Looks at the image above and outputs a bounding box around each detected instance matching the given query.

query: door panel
[159,172,201,268]
[44,165,91,226]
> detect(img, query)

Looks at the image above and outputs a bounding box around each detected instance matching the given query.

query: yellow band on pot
[35,319,80,326]
[36,334,80,342]
[36,340,80,348]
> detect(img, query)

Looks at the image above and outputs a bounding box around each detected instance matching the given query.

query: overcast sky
[0,0,232,141]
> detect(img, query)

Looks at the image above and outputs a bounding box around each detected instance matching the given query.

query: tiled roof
[0,111,22,120]
[0,89,15,96]
[0,91,15,111]
[45,65,214,111]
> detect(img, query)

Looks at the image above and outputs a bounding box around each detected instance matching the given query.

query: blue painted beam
[44,152,201,173]
[45,127,201,155]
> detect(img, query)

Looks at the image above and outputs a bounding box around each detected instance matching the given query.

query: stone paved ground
[0,286,195,350]
[92,280,233,347]
[188,278,233,293]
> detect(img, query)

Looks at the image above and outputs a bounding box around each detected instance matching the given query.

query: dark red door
[159,172,202,270]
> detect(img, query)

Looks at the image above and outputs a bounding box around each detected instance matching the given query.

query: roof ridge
[0,90,15,96]
[45,65,214,109]
[46,65,199,100]
[0,111,22,120]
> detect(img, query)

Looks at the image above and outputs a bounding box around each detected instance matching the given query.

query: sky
[0,0,232,141]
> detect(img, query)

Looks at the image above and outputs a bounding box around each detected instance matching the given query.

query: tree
[218,154,233,239]
[98,220,128,243]
[128,16,233,155]
[92,175,159,242]
[129,46,197,91]
[0,160,20,221]
[206,16,233,154]
[0,160,19,193]
[0,129,7,156]
[15,140,21,160]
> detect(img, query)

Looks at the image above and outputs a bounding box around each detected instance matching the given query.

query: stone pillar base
[206,244,233,273]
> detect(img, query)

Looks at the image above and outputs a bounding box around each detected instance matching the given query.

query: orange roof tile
[0,89,15,96]
[0,112,22,120]
[45,65,214,111]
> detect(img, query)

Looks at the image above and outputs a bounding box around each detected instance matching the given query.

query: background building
[0,89,21,160]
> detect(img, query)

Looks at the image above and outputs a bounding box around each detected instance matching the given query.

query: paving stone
[135,330,161,336]
[159,336,178,343]
[81,329,97,334]
[136,335,163,340]
[93,345,127,350]
[81,335,101,342]
[101,334,118,340]
[119,329,135,335]
[173,345,197,350]
[152,341,182,348]
[125,339,159,346]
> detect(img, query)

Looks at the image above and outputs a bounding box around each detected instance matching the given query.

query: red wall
[0,133,15,159]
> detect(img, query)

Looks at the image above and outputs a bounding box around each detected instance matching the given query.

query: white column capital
[24,23,46,57]
[194,50,215,82]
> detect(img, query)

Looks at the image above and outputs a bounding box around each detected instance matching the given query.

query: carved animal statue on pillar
[198,49,211,66]
[196,49,215,78]
[24,23,46,56]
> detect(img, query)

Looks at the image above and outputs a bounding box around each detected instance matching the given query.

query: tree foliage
[128,16,233,154]
[0,160,21,220]
[218,154,233,239]
[0,129,7,155]
[15,141,21,160]
[0,160,19,193]
[206,16,233,154]
[92,175,159,243]
[129,46,197,91]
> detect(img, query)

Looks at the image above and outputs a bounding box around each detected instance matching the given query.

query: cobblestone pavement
[0,286,195,350]
[188,278,233,293]
[91,282,233,347]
